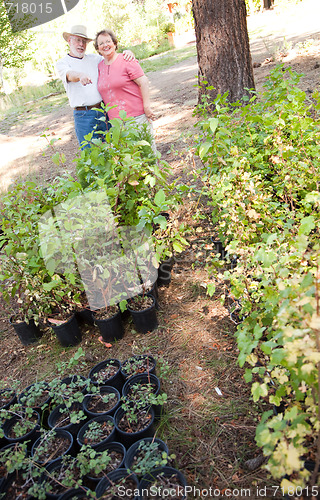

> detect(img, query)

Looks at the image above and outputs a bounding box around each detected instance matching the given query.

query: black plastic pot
[114,406,155,449]
[120,354,157,381]
[128,295,158,334]
[31,429,74,465]
[125,437,169,476]
[122,373,162,419]
[84,441,126,489]
[48,314,82,347]
[0,389,16,410]
[58,487,90,499]
[139,466,187,498]
[18,382,51,429]
[60,375,89,398]
[75,307,94,326]
[95,469,139,499]
[89,358,123,392]
[9,317,43,346]
[83,386,120,418]
[0,442,27,489]
[41,457,80,499]
[2,409,40,449]
[76,414,115,449]
[93,307,124,342]
[0,472,34,500]
[157,257,174,287]
[48,402,86,437]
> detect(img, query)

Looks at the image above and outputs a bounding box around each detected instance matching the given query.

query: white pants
[132,114,157,155]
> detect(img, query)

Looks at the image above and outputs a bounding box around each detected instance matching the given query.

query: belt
[74,102,102,111]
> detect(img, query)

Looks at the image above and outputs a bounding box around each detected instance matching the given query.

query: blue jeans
[73,108,108,149]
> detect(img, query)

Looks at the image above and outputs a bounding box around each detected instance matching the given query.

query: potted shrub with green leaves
[95,468,139,499]
[89,359,123,392]
[31,429,74,466]
[139,466,187,499]
[0,404,40,448]
[83,386,120,418]
[120,354,156,381]
[125,438,172,477]
[77,415,115,449]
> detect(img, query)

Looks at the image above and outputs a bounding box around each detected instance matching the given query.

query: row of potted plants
[0,352,187,497]
[193,66,320,489]
[0,117,188,348]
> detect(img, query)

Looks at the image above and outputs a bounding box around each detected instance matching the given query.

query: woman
[95,29,156,150]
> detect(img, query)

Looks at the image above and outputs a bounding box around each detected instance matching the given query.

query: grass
[140,44,196,72]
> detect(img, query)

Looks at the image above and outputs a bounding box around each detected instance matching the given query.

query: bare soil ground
[0,2,319,496]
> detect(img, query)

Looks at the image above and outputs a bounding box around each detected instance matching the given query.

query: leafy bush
[193,66,320,489]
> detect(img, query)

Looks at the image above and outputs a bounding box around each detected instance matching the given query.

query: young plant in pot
[139,466,188,499]
[120,354,157,381]
[79,441,126,489]
[95,468,139,499]
[0,441,46,500]
[48,401,87,437]
[89,358,123,392]
[77,415,115,449]
[125,437,173,478]
[18,381,51,428]
[45,276,83,348]
[122,373,166,420]
[0,403,40,448]
[31,428,74,466]
[114,398,156,449]
[82,385,121,418]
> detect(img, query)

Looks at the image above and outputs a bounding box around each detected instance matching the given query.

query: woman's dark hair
[95,29,118,52]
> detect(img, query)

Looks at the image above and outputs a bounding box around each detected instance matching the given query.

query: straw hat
[63,25,93,42]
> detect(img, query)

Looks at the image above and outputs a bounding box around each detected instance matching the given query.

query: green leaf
[207,283,216,297]
[209,117,219,134]
[199,141,212,160]
[298,216,315,235]
[251,382,268,402]
[154,189,166,207]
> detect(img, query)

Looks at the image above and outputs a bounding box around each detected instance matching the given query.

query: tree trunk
[192,0,255,104]
[263,0,274,9]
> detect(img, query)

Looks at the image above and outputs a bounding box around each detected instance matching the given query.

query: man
[56,25,134,149]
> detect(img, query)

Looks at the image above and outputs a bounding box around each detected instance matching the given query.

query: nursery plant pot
[48,402,86,437]
[89,358,123,392]
[31,429,74,465]
[0,472,34,500]
[60,375,89,399]
[128,295,158,334]
[157,257,174,287]
[75,307,94,326]
[139,466,187,498]
[0,389,16,410]
[9,316,43,346]
[125,437,169,477]
[122,373,162,419]
[41,456,82,499]
[48,314,82,347]
[93,307,124,342]
[95,468,139,499]
[18,381,51,428]
[0,442,27,488]
[82,386,120,418]
[58,487,90,499]
[114,406,155,449]
[2,409,40,449]
[84,441,126,489]
[120,354,157,381]
[76,414,115,449]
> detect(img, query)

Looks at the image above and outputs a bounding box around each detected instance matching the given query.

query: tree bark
[192,0,255,103]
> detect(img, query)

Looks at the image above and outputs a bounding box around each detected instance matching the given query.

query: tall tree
[0,4,34,91]
[192,0,255,103]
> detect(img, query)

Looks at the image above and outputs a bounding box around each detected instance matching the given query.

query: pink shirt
[97,54,145,120]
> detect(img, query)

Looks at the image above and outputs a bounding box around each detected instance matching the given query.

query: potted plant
[82,386,120,418]
[122,373,166,419]
[89,358,123,392]
[0,404,40,448]
[92,304,124,343]
[82,441,126,489]
[77,415,115,449]
[121,354,157,381]
[31,429,74,465]
[114,403,156,449]
[139,466,187,499]
[125,438,171,477]
[48,402,87,437]
[95,468,139,499]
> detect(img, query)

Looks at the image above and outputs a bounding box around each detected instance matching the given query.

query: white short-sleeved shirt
[56,53,103,108]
